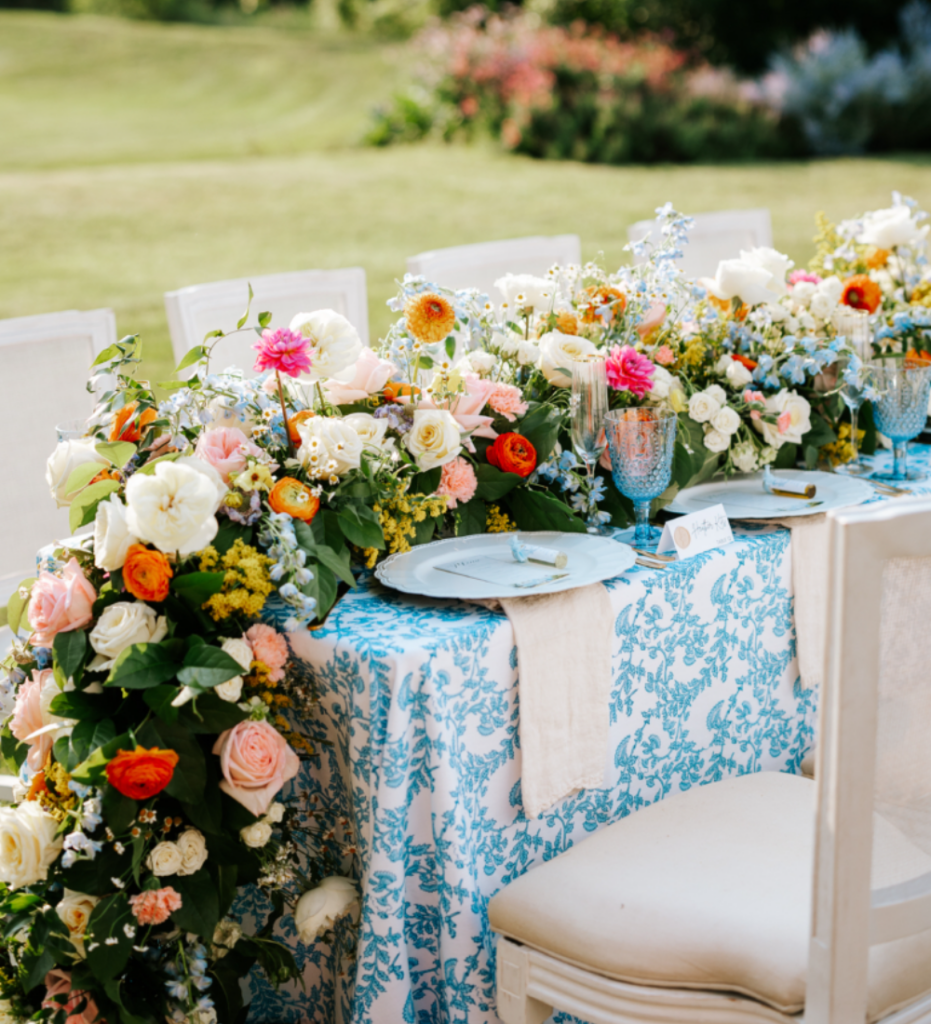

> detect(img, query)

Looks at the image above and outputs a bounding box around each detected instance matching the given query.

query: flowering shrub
[367,6,791,162]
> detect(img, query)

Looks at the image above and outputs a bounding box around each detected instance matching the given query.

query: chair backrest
[808,497,931,1023]
[628,209,773,280]
[165,268,369,376]
[407,235,582,300]
[0,309,116,602]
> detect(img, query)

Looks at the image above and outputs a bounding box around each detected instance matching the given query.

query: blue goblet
[870,357,931,483]
[605,407,677,548]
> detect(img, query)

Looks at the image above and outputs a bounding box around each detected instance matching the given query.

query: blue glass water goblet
[870,357,931,483]
[605,407,678,549]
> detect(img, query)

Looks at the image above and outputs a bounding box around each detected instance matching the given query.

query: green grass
[1,10,930,387]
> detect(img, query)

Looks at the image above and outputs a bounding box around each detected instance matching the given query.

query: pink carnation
[245,623,290,683]
[743,389,764,404]
[253,328,312,378]
[605,345,655,398]
[654,345,675,366]
[10,669,55,771]
[43,968,103,1023]
[485,382,528,422]
[194,427,263,485]
[436,457,478,509]
[28,558,96,648]
[777,411,792,434]
[212,720,300,817]
[129,886,182,926]
[789,270,821,286]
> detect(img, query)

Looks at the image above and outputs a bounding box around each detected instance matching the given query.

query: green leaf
[294,523,356,588]
[103,784,137,835]
[95,440,137,467]
[171,571,226,608]
[106,642,181,690]
[90,343,122,368]
[445,336,456,360]
[170,868,219,939]
[455,498,487,536]
[176,645,243,691]
[257,310,272,329]
[139,719,207,803]
[774,443,799,469]
[23,946,55,993]
[63,460,105,497]
[337,504,385,550]
[506,488,587,533]
[70,730,133,785]
[86,893,133,981]
[672,440,695,490]
[69,478,121,533]
[49,690,115,722]
[236,283,254,330]
[515,404,562,463]
[61,842,132,896]
[409,467,442,496]
[54,630,86,682]
[175,345,208,373]
[5,577,35,634]
[134,452,181,476]
[473,463,523,501]
[143,684,181,724]
[302,562,337,621]
[412,513,437,545]
[414,354,433,371]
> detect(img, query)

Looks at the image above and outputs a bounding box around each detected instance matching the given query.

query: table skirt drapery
[239,523,817,1024]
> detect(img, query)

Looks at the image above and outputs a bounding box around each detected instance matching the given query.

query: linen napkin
[760,513,828,691]
[493,583,615,819]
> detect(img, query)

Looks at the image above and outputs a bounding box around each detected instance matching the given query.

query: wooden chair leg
[497,937,553,1024]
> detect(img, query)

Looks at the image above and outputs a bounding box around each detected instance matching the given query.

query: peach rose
[42,968,103,1024]
[10,669,54,771]
[485,382,528,422]
[436,457,477,509]
[324,348,397,404]
[636,301,667,341]
[212,720,300,817]
[194,427,262,485]
[244,624,289,683]
[28,559,96,648]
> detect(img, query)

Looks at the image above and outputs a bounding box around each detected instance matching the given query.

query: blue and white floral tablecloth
[242,515,823,1024]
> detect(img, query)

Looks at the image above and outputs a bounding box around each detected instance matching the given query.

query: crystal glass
[56,419,87,442]
[570,358,608,478]
[870,357,931,482]
[834,308,874,477]
[604,407,677,548]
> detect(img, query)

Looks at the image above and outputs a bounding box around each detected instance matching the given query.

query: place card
[657,503,734,560]
[435,555,569,589]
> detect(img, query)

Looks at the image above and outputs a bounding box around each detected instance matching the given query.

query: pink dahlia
[253,328,312,378]
[789,269,822,286]
[485,382,528,422]
[605,345,655,398]
[436,457,478,509]
[129,886,182,926]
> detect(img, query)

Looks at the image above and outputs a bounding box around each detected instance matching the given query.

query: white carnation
[739,247,793,297]
[731,441,760,473]
[858,205,928,249]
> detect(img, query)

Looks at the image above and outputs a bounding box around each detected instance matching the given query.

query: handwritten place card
[657,503,734,560]
[435,555,569,589]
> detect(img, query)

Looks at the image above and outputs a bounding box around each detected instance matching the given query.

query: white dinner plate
[667,469,874,520]
[374,531,636,600]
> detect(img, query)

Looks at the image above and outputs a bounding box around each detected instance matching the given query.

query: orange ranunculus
[708,294,750,321]
[486,432,537,477]
[106,746,179,800]
[906,349,931,366]
[90,468,121,486]
[268,477,320,522]
[580,286,627,325]
[732,353,758,370]
[865,247,890,270]
[123,544,173,602]
[383,381,421,402]
[841,274,883,314]
[287,410,315,446]
[110,402,157,443]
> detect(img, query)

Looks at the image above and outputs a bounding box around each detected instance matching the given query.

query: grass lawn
[1,10,930,387]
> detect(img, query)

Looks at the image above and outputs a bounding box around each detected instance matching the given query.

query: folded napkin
[762,514,828,691]
[493,583,615,818]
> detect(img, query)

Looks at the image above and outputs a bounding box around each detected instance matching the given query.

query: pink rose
[194,427,262,485]
[636,301,667,341]
[28,559,96,648]
[245,623,290,683]
[212,720,300,816]
[485,382,528,422]
[436,457,478,509]
[399,375,498,450]
[324,348,397,405]
[43,968,103,1024]
[605,346,655,398]
[10,669,55,771]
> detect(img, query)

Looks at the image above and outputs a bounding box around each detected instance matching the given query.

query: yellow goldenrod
[199,540,274,621]
[486,504,516,533]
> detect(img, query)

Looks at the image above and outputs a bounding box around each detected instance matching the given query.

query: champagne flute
[833,307,874,476]
[570,357,608,480]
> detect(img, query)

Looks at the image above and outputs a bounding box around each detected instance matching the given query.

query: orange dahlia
[405,293,456,343]
[841,275,883,314]
[580,286,627,325]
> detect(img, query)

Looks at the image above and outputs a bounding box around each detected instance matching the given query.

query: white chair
[490,495,931,1024]
[628,208,773,280]
[0,310,116,608]
[165,268,370,375]
[406,235,582,300]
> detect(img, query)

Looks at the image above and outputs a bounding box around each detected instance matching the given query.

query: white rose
[516,338,541,366]
[740,247,793,297]
[296,416,364,478]
[265,802,285,824]
[705,384,727,406]
[214,676,243,703]
[495,273,554,312]
[87,602,168,673]
[212,919,242,957]
[405,410,462,471]
[294,876,359,943]
[290,310,363,384]
[714,354,733,375]
[0,802,64,889]
[125,458,225,556]
[725,360,754,389]
[175,829,208,877]
[703,427,731,453]
[45,439,108,508]
[688,391,721,424]
[754,389,812,447]
[767,301,789,323]
[731,440,759,473]
[703,258,778,307]
[791,282,816,306]
[462,350,497,376]
[711,406,742,436]
[146,841,183,877]
[648,365,673,401]
[858,205,928,249]
[797,311,817,332]
[56,889,99,957]
[342,413,388,451]
[810,276,844,320]
[538,331,598,387]
[211,636,252,704]
[93,495,138,572]
[240,821,273,848]
[785,314,800,334]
